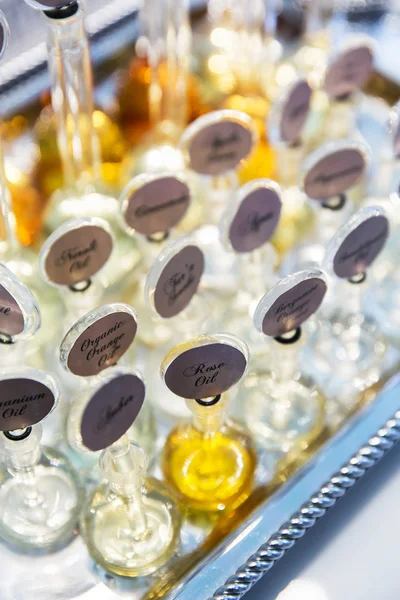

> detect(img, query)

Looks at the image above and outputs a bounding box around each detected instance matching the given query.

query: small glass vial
[243,270,328,452]
[161,333,257,512]
[217,179,281,349]
[282,138,370,274]
[0,367,82,551]
[304,206,389,403]
[79,369,180,577]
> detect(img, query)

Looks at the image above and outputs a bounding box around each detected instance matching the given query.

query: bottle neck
[304,0,330,47]
[144,0,190,141]
[2,424,42,472]
[46,8,101,194]
[187,395,229,435]
[0,136,19,255]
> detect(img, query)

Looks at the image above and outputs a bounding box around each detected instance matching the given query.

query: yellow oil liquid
[163,422,256,512]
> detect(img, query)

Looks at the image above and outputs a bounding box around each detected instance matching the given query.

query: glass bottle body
[0,425,81,552]
[162,397,256,512]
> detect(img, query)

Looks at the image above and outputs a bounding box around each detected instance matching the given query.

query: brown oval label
[280,80,312,145]
[261,278,327,337]
[67,312,138,377]
[394,120,400,158]
[0,285,24,338]
[229,186,282,253]
[164,342,247,399]
[81,373,145,452]
[187,120,253,175]
[44,225,113,286]
[154,245,205,318]
[303,148,366,200]
[0,378,55,431]
[123,176,190,235]
[324,45,373,99]
[333,215,389,279]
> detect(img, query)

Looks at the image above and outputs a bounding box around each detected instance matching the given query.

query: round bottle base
[163,423,256,512]
[0,450,81,552]
[82,478,181,577]
[244,376,326,453]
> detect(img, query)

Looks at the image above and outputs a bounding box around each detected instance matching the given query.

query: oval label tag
[324,44,373,99]
[123,176,191,235]
[81,372,145,452]
[0,378,55,431]
[394,123,400,158]
[43,224,113,286]
[259,277,327,337]
[0,285,24,338]
[229,185,282,253]
[0,18,7,60]
[164,342,247,399]
[66,311,138,377]
[187,120,254,175]
[333,214,389,279]
[154,245,205,318]
[303,147,366,200]
[279,80,312,145]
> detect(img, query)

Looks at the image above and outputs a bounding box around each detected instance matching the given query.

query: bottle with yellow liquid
[161,333,256,512]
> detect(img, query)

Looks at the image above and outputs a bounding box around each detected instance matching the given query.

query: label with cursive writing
[280,80,312,145]
[164,342,247,399]
[0,285,24,338]
[44,225,113,286]
[0,20,6,59]
[80,372,145,451]
[187,120,253,176]
[333,215,389,279]
[324,45,373,99]
[229,186,281,253]
[303,148,366,200]
[67,312,138,377]
[123,176,190,235]
[394,121,400,158]
[261,278,327,337]
[154,245,205,318]
[0,378,55,431]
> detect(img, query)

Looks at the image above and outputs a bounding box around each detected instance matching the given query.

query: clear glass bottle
[24,1,138,286]
[243,269,327,452]
[303,207,389,404]
[122,0,190,180]
[282,139,370,274]
[0,367,82,551]
[161,334,256,512]
[81,438,181,577]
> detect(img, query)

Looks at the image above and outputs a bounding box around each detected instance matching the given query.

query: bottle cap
[60,303,138,377]
[145,236,205,319]
[0,264,41,343]
[119,172,191,238]
[253,269,327,338]
[39,217,113,289]
[80,367,145,452]
[220,179,282,253]
[161,333,249,400]
[269,78,312,147]
[179,110,258,176]
[0,367,59,431]
[325,205,389,280]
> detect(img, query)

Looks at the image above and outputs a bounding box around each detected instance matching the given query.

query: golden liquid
[163,422,256,512]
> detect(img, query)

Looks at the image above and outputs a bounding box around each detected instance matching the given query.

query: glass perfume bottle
[161,333,256,512]
[144,236,208,419]
[118,171,193,347]
[24,0,138,283]
[0,366,82,551]
[371,100,400,198]
[80,368,181,577]
[179,109,257,295]
[304,206,389,403]
[292,0,332,81]
[313,37,374,146]
[122,0,190,180]
[0,263,41,367]
[217,179,282,349]
[282,138,370,273]
[243,269,327,452]
[268,78,313,189]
